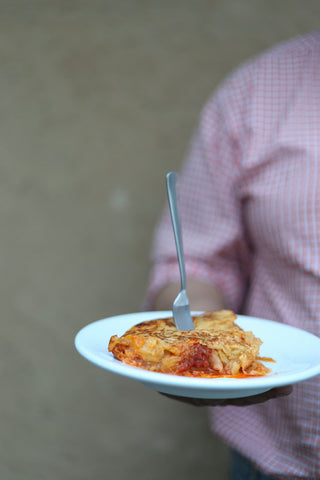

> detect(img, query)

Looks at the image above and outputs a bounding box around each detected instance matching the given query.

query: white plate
[74,311,320,399]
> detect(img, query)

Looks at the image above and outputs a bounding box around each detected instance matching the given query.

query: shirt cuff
[143,258,245,312]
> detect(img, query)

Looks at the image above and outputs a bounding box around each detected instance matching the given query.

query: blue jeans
[230,450,276,480]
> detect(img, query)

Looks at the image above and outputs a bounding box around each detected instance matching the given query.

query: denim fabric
[230,450,277,480]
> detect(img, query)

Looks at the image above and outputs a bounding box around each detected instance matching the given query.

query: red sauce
[175,343,212,374]
[184,371,268,379]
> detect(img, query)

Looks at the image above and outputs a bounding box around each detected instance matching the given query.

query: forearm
[153,278,227,312]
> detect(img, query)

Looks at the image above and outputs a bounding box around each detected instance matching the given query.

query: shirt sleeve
[144,72,252,312]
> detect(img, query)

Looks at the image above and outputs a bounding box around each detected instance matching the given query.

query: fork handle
[166,172,187,291]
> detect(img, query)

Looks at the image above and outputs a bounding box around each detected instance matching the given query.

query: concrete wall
[2,1,320,478]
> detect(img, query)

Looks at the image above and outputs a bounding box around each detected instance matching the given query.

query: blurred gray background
[2,1,320,479]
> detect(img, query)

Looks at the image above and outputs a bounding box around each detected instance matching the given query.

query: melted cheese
[108,310,271,377]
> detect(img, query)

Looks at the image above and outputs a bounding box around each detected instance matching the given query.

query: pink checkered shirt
[146,31,320,479]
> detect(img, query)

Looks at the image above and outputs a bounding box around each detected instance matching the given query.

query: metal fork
[166,172,194,331]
